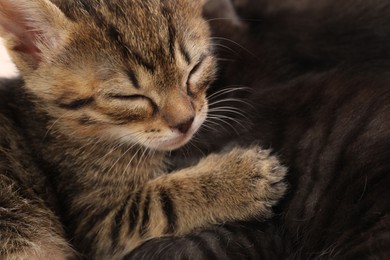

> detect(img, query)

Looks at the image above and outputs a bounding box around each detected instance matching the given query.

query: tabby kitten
[0,0,287,259]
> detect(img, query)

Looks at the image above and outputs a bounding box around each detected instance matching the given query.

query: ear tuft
[0,0,71,70]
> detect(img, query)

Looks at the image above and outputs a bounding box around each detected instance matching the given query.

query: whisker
[206,17,237,23]
[122,146,143,175]
[205,17,264,24]
[188,141,206,158]
[215,57,236,62]
[207,86,251,100]
[206,116,241,135]
[202,120,231,134]
[211,36,260,60]
[41,111,73,144]
[106,138,143,174]
[208,98,254,108]
[96,133,143,162]
[210,43,240,56]
[209,107,250,118]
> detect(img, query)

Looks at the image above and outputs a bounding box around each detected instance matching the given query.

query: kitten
[0,0,287,259]
[128,0,390,259]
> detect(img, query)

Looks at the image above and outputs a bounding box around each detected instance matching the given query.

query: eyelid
[189,55,207,76]
[107,94,146,100]
[107,94,159,114]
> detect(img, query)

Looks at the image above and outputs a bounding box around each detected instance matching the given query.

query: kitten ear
[0,0,72,71]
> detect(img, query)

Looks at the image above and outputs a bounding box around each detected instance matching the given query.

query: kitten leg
[89,146,286,259]
[144,146,287,237]
[0,174,74,260]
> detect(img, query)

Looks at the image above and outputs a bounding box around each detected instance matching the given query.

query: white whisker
[41,111,73,144]
[211,36,260,60]
[208,98,253,108]
[210,43,239,56]
[207,86,251,100]
[206,115,240,135]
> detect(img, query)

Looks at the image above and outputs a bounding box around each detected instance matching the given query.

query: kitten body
[0,0,287,259]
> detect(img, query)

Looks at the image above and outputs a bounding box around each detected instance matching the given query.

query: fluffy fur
[0,0,287,259]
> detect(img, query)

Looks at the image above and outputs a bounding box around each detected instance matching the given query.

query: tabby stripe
[106,24,131,61]
[80,1,156,72]
[58,97,94,110]
[128,191,142,235]
[161,5,176,60]
[159,189,177,234]
[78,0,106,30]
[126,70,141,89]
[79,207,112,253]
[79,115,97,125]
[87,208,113,232]
[111,194,132,251]
[140,191,151,237]
[130,50,156,73]
[106,24,156,72]
[167,26,176,60]
[78,0,97,16]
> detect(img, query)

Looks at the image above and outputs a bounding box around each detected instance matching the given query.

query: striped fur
[0,0,287,259]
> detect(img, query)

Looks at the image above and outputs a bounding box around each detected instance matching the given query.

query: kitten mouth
[155,130,196,151]
[152,118,204,151]
[145,112,207,151]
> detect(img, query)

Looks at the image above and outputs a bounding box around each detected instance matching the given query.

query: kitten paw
[209,146,288,220]
[249,147,288,207]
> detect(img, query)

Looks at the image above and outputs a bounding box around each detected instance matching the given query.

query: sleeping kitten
[129,0,390,259]
[0,0,287,259]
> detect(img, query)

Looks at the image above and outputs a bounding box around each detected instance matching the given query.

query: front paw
[206,146,288,221]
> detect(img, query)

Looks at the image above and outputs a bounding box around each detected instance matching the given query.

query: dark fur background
[128,0,390,259]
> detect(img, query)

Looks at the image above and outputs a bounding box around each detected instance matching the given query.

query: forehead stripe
[160,4,176,60]
[106,24,156,73]
[79,2,156,72]
[126,70,141,89]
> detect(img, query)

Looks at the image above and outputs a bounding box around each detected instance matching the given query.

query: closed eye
[107,94,147,100]
[189,56,206,78]
[107,94,159,114]
[187,56,208,95]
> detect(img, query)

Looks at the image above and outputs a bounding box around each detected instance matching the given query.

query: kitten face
[0,0,215,151]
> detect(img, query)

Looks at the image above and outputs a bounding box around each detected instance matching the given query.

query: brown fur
[0,0,286,258]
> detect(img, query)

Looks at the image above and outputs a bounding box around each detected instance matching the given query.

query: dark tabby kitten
[0,0,287,259]
[129,0,390,259]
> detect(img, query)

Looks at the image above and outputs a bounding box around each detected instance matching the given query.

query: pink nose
[171,117,194,134]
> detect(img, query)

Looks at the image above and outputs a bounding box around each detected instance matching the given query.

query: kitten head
[0,0,215,151]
